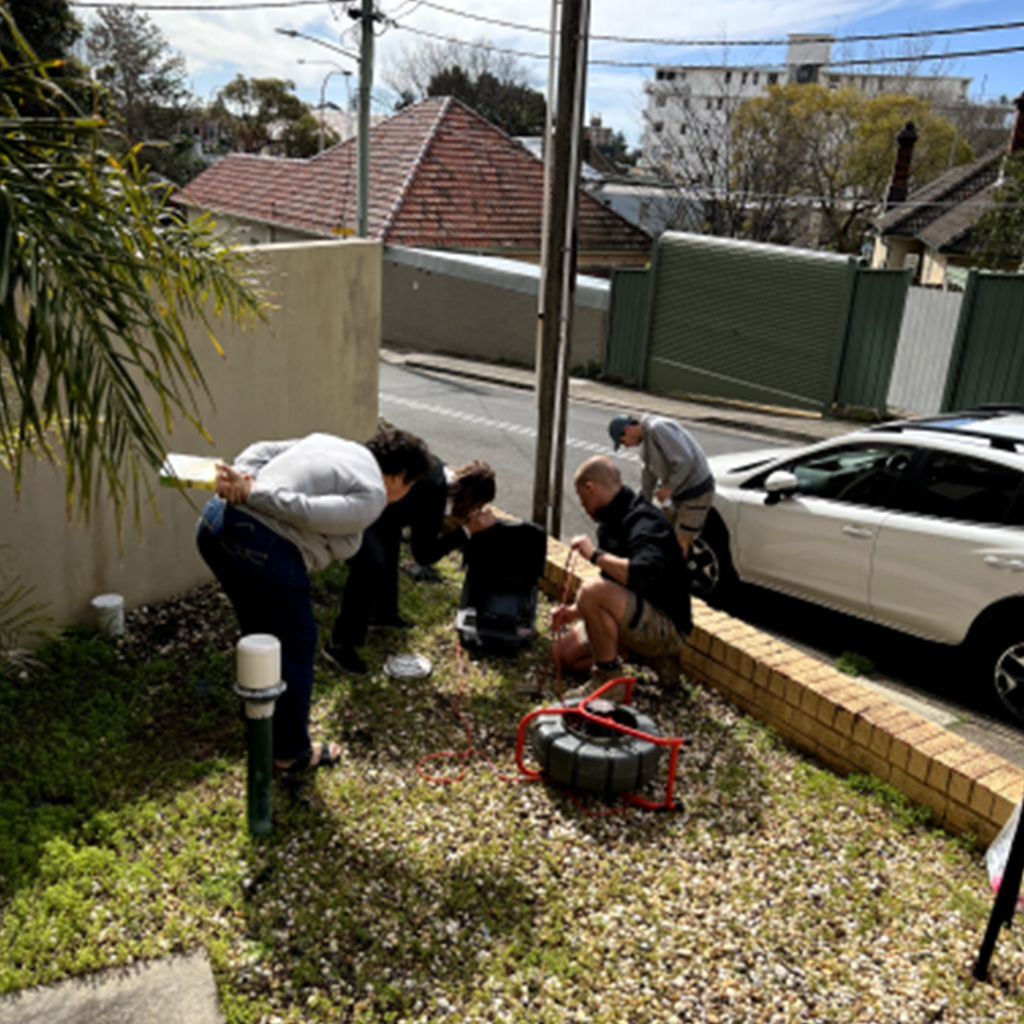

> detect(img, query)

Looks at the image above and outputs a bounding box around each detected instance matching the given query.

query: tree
[730,85,973,251]
[0,0,92,113]
[213,75,321,158]
[973,154,1024,270]
[642,70,805,243]
[0,0,80,64]
[84,5,199,183]
[0,10,266,524]
[387,39,546,136]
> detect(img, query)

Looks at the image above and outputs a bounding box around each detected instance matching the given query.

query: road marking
[380,392,640,462]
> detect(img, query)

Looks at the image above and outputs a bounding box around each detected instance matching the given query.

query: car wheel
[688,513,737,606]
[531,698,663,795]
[972,613,1024,720]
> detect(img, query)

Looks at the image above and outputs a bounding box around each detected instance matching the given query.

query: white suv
[689,407,1024,719]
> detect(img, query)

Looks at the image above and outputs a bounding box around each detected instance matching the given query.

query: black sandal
[276,742,341,774]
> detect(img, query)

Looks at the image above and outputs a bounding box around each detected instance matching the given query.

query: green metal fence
[603,266,651,385]
[833,268,912,414]
[640,232,858,413]
[943,271,1024,412]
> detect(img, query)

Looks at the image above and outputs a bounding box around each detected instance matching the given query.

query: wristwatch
[589,548,602,565]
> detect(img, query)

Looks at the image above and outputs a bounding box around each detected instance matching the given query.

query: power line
[70,0,333,8]
[65,0,1024,54]
[389,21,1024,70]
[409,2,1024,49]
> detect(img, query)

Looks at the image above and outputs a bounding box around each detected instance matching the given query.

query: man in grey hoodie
[608,413,714,556]
[196,427,430,772]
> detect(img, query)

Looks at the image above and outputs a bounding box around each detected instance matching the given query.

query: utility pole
[531,0,590,535]
[549,0,590,539]
[350,0,378,239]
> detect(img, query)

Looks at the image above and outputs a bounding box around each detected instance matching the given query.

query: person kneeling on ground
[196,427,431,773]
[550,454,692,701]
[325,456,498,674]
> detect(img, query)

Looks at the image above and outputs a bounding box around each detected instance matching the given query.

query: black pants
[331,504,403,649]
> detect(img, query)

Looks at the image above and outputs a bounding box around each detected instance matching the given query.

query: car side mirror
[763,470,799,506]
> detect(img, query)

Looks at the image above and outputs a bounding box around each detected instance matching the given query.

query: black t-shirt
[595,485,692,634]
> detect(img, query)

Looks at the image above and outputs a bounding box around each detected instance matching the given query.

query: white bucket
[91,593,125,639]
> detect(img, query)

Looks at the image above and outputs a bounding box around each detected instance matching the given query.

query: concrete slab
[0,952,224,1024]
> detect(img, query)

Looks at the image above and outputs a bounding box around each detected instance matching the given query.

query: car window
[892,451,1024,525]
[769,443,916,508]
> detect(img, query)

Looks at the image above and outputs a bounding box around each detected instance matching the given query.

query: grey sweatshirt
[639,414,712,503]
[233,433,387,573]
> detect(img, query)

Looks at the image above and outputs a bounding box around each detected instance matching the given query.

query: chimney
[1009,92,1024,155]
[885,121,918,208]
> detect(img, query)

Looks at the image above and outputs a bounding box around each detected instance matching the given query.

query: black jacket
[395,457,468,566]
[595,485,692,635]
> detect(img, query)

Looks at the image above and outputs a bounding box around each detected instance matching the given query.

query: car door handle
[984,555,1024,572]
[841,525,875,539]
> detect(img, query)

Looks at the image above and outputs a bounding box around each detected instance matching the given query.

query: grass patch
[835,650,875,677]
[1,554,1021,1022]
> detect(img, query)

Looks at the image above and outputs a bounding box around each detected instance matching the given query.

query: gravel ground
[4,565,1024,1023]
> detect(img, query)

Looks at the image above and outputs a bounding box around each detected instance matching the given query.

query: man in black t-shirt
[550,455,691,697]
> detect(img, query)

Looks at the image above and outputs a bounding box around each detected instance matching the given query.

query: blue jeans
[196,497,317,761]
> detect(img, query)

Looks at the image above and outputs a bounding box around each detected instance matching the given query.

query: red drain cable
[414,547,581,787]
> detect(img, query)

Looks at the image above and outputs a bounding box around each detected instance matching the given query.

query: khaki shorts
[617,590,684,660]
[668,486,715,543]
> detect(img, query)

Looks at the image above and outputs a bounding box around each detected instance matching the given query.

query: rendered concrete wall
[381,247,610,370]
[0,240,381,635]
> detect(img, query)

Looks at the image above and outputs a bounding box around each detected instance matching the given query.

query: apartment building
[641,33,971,187]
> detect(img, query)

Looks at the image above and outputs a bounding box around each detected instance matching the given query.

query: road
[379,361,767,542]
[379,361,1024,739]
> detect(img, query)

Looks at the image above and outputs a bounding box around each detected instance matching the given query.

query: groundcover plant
[1,555,1022,1023]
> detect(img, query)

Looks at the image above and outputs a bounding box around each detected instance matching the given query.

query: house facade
[872,92,1024,286]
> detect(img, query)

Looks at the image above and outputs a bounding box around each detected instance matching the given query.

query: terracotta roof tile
[178,96,651,257]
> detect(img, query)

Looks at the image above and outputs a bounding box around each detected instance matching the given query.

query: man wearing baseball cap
[608,412,714,556]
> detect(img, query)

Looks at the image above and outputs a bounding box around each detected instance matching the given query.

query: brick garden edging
[539,534,1024,847]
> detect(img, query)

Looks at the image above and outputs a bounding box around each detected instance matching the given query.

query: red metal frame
[514,677,686,811]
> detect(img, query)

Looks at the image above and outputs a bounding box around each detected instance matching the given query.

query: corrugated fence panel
[604,267,651,384]
[944,273,1024,412]
[886,287,962,415]
[834,268,910,413]
[644,232,856,412]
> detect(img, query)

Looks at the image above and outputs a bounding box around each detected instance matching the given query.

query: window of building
[752,72,759,85]
[656,95,666,107]
[716,97,724,110]
[653,121,664,133]
[768,72,778,85]
[724,71,732,84]
[741,71,748,85]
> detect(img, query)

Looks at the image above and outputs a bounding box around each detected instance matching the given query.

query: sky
[68,0,1024,146]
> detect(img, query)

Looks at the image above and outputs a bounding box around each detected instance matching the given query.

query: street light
[275,27,360,64]
[277,20,373,238]
[298,60,354,152]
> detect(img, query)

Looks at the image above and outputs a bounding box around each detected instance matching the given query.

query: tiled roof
[876,149,1003,252]
[178,97,651,256]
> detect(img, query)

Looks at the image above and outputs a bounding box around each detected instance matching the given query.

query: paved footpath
[0,951,224,1024]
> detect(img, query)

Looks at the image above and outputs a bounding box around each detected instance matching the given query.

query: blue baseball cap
[608,414,635,450]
